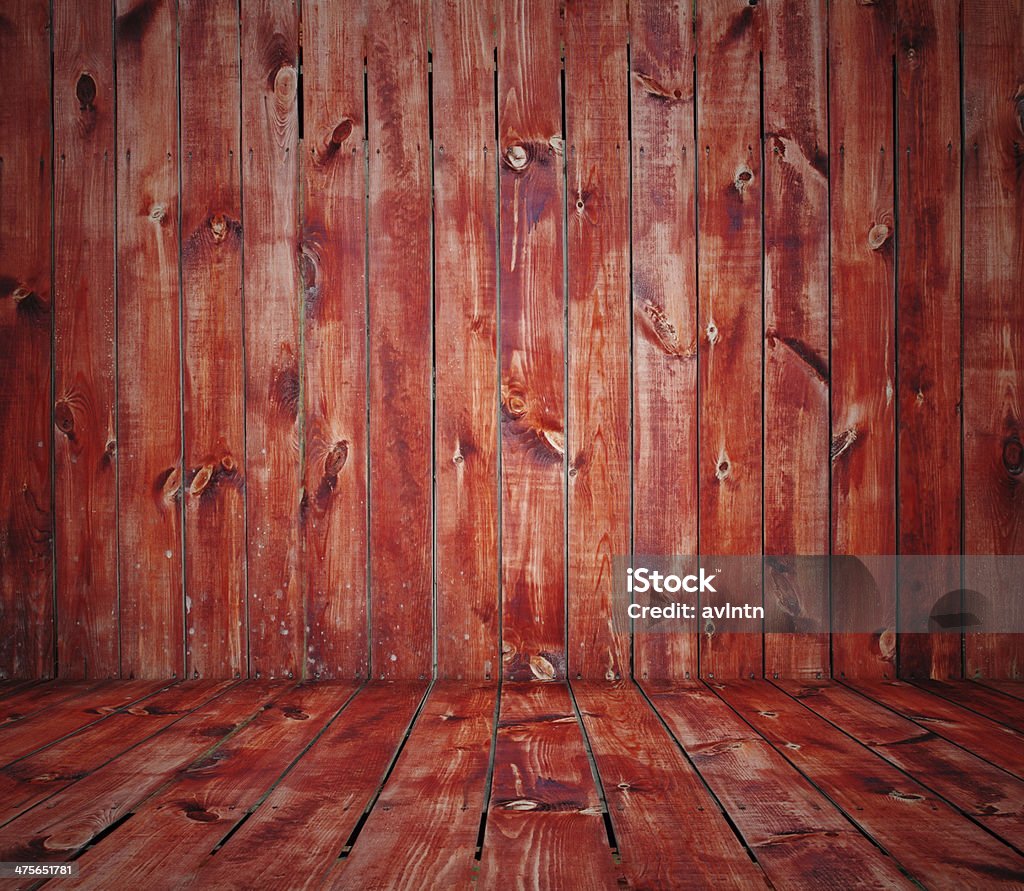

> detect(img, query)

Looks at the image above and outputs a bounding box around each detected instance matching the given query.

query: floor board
[911,678,1024,733]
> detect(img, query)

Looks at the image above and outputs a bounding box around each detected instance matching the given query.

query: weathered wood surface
[497,0,567,683]
[367,0,433,681]
[53,0,118,680]
[980,680,1024,702]
[829,0,897,680]
[629,0,699,681]
[913,677,1024,732]
[433,0,500,681]
[1,681,104,727]
[301,0,369,680]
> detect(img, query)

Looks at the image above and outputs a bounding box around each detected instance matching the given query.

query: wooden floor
[0,680,1022,888]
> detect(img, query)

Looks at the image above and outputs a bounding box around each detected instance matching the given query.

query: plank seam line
[907,679,1024,734]
[47,0,57,681]
[473,678,502,861]
[175,0,187,682]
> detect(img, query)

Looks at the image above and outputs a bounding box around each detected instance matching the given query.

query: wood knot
[324,440,349,476]
[331,118,354,145]
[830,427,859,462]
[273,64,297,101]
[504,143,529,170]
[904,45,919,68]
[1003,437,1024,475]
[54,400,75,437]
[209,213,228,243]
[282,705,309,720]
[868,222,891,250]
[220,454,236,473]
[715,458,731,481]
[548,135,564,156]
[503,392,528,419]
[706,321,720,345]
[183,805,219,823]
[149,203,166,224]
[452,448,464,465]
[155,465,182,506]
[76,72,96,110]
[189,463,214,496]
[734,165,754,192]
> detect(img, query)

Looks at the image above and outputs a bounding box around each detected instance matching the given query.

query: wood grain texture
[180,0,246,679]
[565,0,630,681]
[696,0,763,679]
[629,0,699,681]
[716,679,1024,887]
[53,0,118,680]
[300,0,369,680]
[432,0,500,681]
[829,0,897,679]
[114,0,183,680]
[762,0,830,680]
[963,0,1024,680]
[574,681,769,888]
[185,682,425,889]
[0,0,53,680]
[367,0,433,680]
[895,0,962,681]
[913,677,1024,732]
[497,0,567,683]
[327,683,494,889]
[644,681,915,888]
[479,683,623,888]
[0,680,103,726]
[241,0,303,679]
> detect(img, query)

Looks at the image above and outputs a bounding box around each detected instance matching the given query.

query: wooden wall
[0,0,1020,681]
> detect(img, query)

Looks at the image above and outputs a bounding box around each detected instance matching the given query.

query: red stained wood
[644,680,915,888]
[1,681,104,726]
[829,0,897,679]
[367,0,433,680]
[0,682,277,863]
[115,0,184,680]
[565,0,630,681]
[963,0,1024,680]
[980,680,1024,702]
[762,0,830,680]
[696,0,763,679]
[0,0,52,680]
[913,677,1024,732]
[895,0,963,681]
[479,683,623,888]
[629,0,699,681]
[180,0,246,680]
[242,0,303,679]
[777,678,1024,851]
[497,0,567,682]
[432,0,500,681]
[301,0,369,680]
[185,682,425,889]
[574,681,769,888]
[326,683,494,888]
[52,0,118,680]
[716,679,1024,887]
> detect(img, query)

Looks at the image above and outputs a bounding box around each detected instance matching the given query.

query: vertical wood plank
[497,0,566,682]
[630,0,699,681]
[432,0,500,680]
[565,0,630,681]
[964,0,1024,679]
[896,0,962,680]
[115,0,183,679]
[180,0,246,679]
[762,0,830,679]
[242,0,303,679]
[830,0,897,679]
[301,0,369,680]
[696,0,763,679]
[367,0,433,679]
[53,0,118,678]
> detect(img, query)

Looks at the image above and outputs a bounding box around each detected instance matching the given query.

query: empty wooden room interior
[0,0,1022,886]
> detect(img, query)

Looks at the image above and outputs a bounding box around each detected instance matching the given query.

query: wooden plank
[629,0,699,681]
[574,681,768,888]
[52,0,118,680]
[980,680,1024,703]
[70,683,357,886]
[696,0,763,680]
[963,0,1024,680]
[0,681,233,825]
[762,0,830,680]
[1,682,105,727]
[242,0,303,679]
[182,682,425,889]
[325,683,494,888]
[114,0,184,680]
[479,683,623,888]
[0,682,277,862]
[829,0,897,679]
[777,678,1024,851]
[432,0,500,681]
[845,679,1024,780]
[716,679,1024,886]
[564,0,629,681]
[180,0,246,679]
[366,0,433,680]
[913,678,1024,733]
[895,0,962,681]
[497,0,567,682]
[644,681,915,888]
[0,0,52,680]
[300,0,369,680]
[0,680,169,767]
